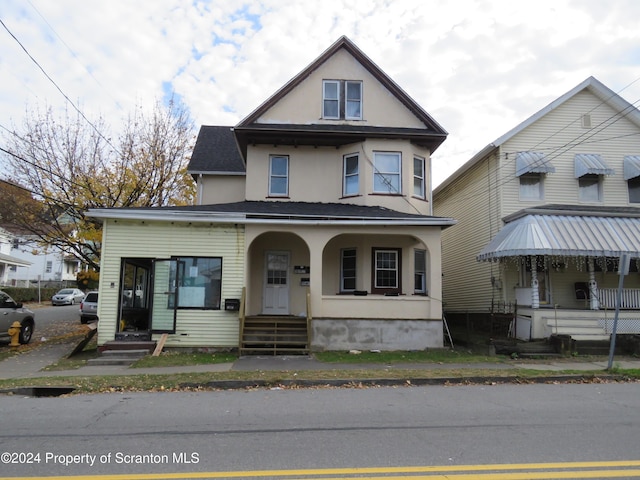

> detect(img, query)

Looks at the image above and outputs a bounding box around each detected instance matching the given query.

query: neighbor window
[373,152,401,194]
[414,249,426,294]
[45,261,52,273]
[413,156,425,198]
[343,154,359,196]
[269,155,289,196]
[519,173,543,200]
[372,248,401,294]
[322,79,362,120]
[340,248,357,292]
[579,174,602,202]
[629,177,640,203]
[171,257,222,309]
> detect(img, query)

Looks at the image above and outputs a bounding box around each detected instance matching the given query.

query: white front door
[263,251,290,315]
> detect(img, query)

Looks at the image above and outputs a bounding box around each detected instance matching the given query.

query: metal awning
[574,154,614,177]
[515,151,556,176]
[477,214,640,261]
[624,155,640,180]
[0,252,32,267]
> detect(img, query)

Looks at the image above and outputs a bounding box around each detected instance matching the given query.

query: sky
[2,0,640,187]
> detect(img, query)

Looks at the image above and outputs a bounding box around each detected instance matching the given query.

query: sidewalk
[1,340,639,382]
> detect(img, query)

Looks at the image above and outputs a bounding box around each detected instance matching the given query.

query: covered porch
[478,205,640,341]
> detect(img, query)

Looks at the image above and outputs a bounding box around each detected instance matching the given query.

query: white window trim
[269,155,289,197]
[340,248,357,292]
[519,173,544,201]
[414,249,427,294]
[578,174,602,202]
[343,153,359,197]
[322,80,340,119]
[373,152,402,194]
[413,156,425,199]
[345,80,363,120]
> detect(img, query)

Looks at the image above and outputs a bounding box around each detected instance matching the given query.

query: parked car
[79,291,98,324]
[52,288,85,306]
[0,290,35,344]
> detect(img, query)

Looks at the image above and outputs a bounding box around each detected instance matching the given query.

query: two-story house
[433,77,640,341]
[0,225,31,286]
[89,36,455,353]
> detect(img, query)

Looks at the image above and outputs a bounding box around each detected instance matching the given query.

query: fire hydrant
[8,321,22,348]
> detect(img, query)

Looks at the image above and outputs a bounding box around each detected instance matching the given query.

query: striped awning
[515,151,556,176]
[574,154,614,177]
[477,214,640,261]
[624,155,640,180]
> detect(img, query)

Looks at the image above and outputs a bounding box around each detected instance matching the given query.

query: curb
[177,373,635,391]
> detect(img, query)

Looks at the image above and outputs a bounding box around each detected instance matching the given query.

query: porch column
[588,258,600,310]
[530,256,539,309]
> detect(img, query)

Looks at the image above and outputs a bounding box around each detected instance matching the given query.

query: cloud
[1,0,640,186]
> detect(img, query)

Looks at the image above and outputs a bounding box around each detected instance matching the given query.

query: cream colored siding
[97,220,244,347]
[245,140,432,215]
[258,49,426,129]
[434,152,502,312]
[198,175,245,205]
[501,90,640,216]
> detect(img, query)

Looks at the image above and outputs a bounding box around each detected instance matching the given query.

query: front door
[263,251,289,315]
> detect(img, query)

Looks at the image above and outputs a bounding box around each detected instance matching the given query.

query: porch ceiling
[477,213,640,261]
[0,252,31,267]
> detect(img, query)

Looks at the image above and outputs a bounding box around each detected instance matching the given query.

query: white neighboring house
[0,226,31,286]
[4,229,80,286]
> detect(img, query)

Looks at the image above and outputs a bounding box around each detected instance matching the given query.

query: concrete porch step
[87,349,149,366]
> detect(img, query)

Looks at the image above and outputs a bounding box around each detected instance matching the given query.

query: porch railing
[306,287,312,349]
[598,288,640,309]
[238,287,246,350]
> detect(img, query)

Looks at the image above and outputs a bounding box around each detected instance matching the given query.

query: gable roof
[187,125,245,175]
[233,36,447,154]
[435,76,640,195]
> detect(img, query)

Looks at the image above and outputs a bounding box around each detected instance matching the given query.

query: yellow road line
[2,460,640,480]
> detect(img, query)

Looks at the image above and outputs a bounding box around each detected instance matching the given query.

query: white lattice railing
[599,288,640,309]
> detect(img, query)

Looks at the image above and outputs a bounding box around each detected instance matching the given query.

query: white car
[52,288,85,306]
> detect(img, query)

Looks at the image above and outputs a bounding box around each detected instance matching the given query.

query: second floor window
[520,174,543,200]
[373,152,401,194]
[578,174,601,202]
[413,156,425,198]
[629,177,640,203]
[269,155,289,197]
[343,154,359,196]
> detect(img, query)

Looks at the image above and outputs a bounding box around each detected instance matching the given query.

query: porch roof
[0,252,31,267]
[88,201,457,227]
[477,209,640,261]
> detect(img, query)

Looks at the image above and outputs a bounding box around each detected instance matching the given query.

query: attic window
[581,114,592,128]
[323,80,362,120]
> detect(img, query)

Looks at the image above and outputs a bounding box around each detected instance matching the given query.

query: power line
[25,0,123,112]
[0,17,122,157]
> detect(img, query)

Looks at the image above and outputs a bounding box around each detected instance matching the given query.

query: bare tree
[2,99,196,271]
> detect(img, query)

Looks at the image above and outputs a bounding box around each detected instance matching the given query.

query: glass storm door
[151,259,177,333]
[263,251,290,315]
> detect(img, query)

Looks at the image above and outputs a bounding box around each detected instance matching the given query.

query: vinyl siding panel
[501,90,640,216]
[97,220,245,348]
[434,152,502,312]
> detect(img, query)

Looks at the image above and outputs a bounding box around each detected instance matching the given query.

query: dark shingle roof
[187,126,245,174]
[100,200,449,221]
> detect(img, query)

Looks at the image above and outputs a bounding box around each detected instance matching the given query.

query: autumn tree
[1,99,196,271]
